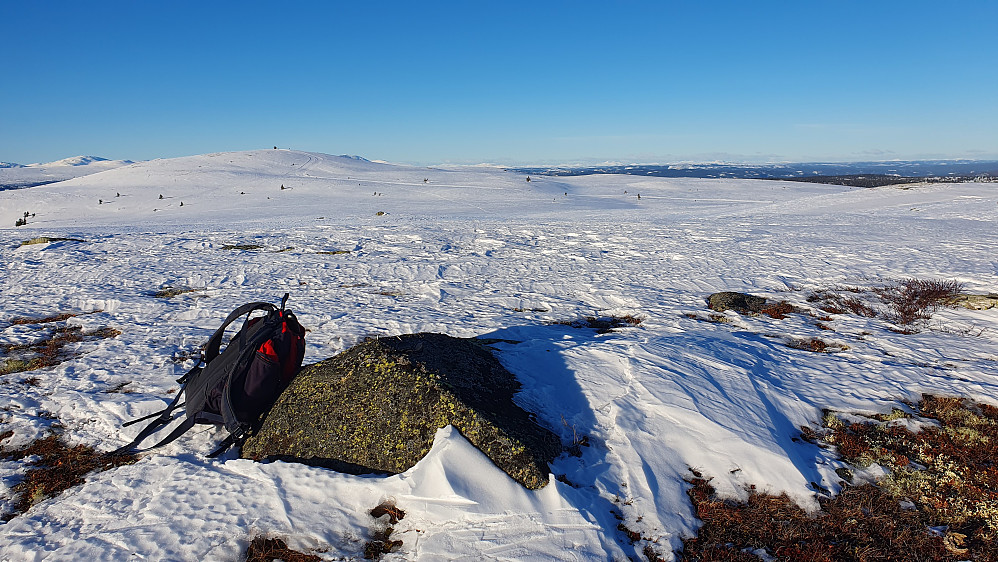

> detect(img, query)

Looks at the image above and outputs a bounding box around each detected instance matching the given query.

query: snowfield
[1,150,996,560]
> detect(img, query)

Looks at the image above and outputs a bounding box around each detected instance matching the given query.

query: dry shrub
[807,278,963,332]
[683,477,953,561]
[1,434,137,520]
[245,536,320,562]
[808,291,876,318]
[874,278,964,327]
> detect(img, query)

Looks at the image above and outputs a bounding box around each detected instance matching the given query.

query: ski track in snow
[1,150,996,560]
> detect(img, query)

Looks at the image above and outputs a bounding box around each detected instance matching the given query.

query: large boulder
[241,333,562,489]
[706,291,767,314]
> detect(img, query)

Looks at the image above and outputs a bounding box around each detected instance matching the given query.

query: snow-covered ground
[1,150,996,560]
[0,157,134,191]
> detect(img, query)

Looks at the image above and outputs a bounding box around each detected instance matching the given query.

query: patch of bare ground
[1,433,137,521]
[1,317,120,375]
[681,395,998,561]
[554,314,643,334]
[365,500,406,559]
[245,536,321,562]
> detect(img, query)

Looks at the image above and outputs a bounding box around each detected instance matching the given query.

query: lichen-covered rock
[949,293,998,310]
[706,291,767,314]
[241,333,562,489]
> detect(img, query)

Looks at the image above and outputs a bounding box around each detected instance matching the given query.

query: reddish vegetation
[758,301,796,319]
[684,477,953,561]
[681,396,997,561]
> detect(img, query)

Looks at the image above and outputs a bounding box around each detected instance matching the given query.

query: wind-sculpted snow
[0,150,996,560]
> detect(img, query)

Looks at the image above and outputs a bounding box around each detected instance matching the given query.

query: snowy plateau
[0,149,996,560]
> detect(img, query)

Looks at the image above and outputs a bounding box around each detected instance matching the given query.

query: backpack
[114,293,305,457]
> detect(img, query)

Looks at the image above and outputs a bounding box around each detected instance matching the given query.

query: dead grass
[245,536,321,562]
[10,313,79,325]
[681,395,998,561]
[0,324,120,375]
[18,237,86,247]
[1,434,137,520]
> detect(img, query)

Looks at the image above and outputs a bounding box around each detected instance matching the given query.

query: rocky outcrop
[706,292,767,314]
[241,333,562,489]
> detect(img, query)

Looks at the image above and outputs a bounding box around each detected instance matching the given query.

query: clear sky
[4,1,996,166]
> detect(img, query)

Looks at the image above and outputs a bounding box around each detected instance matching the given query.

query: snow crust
[1,149,996,560]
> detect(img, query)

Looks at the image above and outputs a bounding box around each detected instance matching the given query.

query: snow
[1,149,996,560]
[0,157,133,191]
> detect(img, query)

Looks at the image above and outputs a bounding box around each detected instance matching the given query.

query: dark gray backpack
[113,294,305,457]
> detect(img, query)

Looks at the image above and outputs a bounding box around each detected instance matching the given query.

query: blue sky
[4,1,996,165]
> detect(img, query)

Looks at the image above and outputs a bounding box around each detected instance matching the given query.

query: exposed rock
[706,292,767,314]
[241,333,562,489]
[948,293,998,310]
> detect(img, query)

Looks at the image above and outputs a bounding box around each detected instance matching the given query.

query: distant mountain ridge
[0,156,134,191]
[512,159,998,180]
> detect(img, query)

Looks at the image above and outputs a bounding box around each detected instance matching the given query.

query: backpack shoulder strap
[203,302,277,362]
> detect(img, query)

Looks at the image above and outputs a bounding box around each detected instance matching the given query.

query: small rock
[706,292,767,314]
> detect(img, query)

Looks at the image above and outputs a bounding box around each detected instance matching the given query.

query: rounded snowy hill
[0,156,133,192]
[0,149,867,229]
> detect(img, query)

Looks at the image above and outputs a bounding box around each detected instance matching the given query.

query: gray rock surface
[706,291,768,314]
